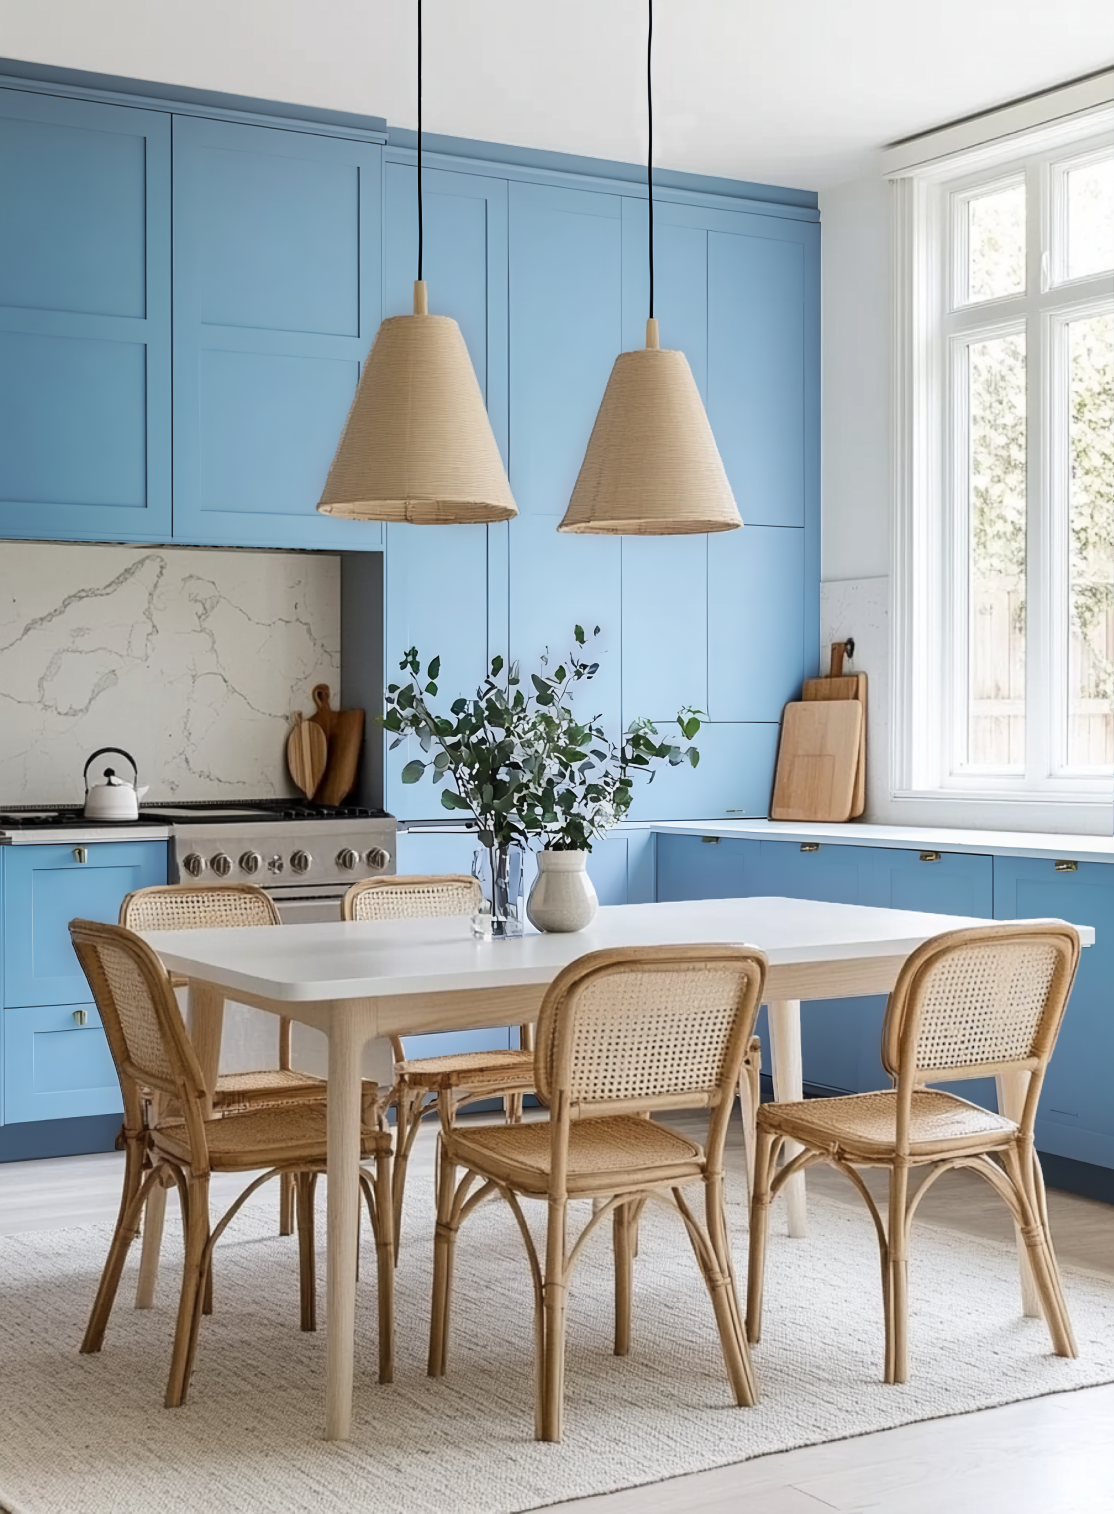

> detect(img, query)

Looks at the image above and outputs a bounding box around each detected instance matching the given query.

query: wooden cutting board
[316,706,365,806]
[309,683,339,742]
[287,714,328,800]
[800,640,867,817]
[771,700,863,822]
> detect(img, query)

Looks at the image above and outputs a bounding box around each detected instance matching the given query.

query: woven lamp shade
[317,282,517,525]
[559,319,741,535]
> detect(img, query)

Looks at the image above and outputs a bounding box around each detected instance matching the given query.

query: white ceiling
[2,0,1112,188]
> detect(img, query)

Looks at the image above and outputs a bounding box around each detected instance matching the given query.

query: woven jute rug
[1,1178,1112,1514]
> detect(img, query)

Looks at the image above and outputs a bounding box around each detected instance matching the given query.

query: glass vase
[471,843,525,938]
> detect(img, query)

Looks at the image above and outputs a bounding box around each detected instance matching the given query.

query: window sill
[874,789,1113,838]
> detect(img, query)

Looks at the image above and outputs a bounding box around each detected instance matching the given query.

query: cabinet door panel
[508,182,622,517]
[655,834,754,901]
[621,535,708,726]
[994,858,1114,1165]
[0,88,170,542]
[172,115,381,549]
[3,841,167,1007]
[621,198,708,396]
[626,725,778,822]
[708,525,805,722]
[2,1001,122,1124]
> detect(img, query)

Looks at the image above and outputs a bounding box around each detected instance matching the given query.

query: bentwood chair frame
[746,921,1081,1384]
[119,883,327,1306]
[70,918,395,1405]
[342,874,536,1247]
[428,943,768,1442]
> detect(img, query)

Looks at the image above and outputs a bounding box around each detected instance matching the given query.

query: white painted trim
[882,71,1114,177]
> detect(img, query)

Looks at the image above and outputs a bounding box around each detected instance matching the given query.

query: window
[893,109,1114,815]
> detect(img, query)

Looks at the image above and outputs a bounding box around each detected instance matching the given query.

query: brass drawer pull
[919,851,942,863]
[800,842,819,853]
[72,1009,88,1027]
[73,846,88,864]
[700,836,720,845]
[1054,860,1078,873]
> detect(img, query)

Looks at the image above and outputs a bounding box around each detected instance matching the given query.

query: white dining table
[142,896,1092,1441]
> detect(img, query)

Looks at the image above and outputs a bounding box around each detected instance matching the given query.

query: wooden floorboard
[2,1109,1112,1513]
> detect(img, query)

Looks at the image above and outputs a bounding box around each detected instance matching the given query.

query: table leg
[768,998,807,1239]
[996,1070,1042,1319]
[325,1013,363,1442]
[187,983,224,1119]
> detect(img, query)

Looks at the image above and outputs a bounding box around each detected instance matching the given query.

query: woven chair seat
[448,1115,704,1197]
[398,1048,535,1092]
[214,1068,326,1104]
[155,1102,390,1172]
[758,1088,1017,1158]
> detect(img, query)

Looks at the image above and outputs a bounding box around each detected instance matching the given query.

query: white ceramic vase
[526,849,598,933]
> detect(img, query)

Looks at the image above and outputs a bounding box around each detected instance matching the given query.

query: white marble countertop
[646,818,1114,863]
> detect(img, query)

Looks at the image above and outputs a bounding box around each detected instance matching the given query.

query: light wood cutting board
[771,700,863,822]
[287,714,328,800]
[802,675,867,818]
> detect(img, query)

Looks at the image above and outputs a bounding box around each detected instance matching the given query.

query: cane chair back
[70,920,208,1147]
[342,874,481,922]
[882,923,1080,1137]
[120,883,281,933]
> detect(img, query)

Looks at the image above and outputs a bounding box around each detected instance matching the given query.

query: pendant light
[559,2,741,536]
[317,1,517,524]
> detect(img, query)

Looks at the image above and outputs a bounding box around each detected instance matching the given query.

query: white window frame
[890,99,1114,830]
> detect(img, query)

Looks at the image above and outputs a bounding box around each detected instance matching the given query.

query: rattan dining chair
[746,921,1081,1385]
[427,943,768,1442]
[119,883,327,1306]
[342,874,536,1250]
[70,918,395,1406]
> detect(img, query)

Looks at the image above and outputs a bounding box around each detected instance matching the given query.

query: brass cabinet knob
[72,1008,88,1027]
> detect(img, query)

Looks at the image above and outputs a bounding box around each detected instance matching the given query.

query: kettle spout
[135,785,150,801]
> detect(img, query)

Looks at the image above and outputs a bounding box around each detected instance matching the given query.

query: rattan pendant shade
[317,281,517,524]
[558,319,741,535]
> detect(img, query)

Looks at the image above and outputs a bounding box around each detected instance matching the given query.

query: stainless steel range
[157,801,396,923]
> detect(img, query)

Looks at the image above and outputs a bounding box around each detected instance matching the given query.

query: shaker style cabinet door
[381,163,509,818]
[2,1000,122,1124]
[0,88,171,542]
[171,115,383,549]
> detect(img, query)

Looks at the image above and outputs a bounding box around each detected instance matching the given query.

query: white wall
[0,541,340,804]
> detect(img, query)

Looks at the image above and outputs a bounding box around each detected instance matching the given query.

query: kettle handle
[83,747,139,794]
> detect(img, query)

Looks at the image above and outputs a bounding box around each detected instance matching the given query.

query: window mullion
[1025,158,1054,788]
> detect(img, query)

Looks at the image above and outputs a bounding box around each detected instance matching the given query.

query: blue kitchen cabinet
[624,724,781,823]
[1,839,166,1125]
[707,525,807,722]
[0,88,171,542]
[656,833,755,901]
[171,115,383,549]
[993,856,1114,1171]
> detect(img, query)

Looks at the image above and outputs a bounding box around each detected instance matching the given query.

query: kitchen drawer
[2,1001,122,1124]
[3,840,167,1007]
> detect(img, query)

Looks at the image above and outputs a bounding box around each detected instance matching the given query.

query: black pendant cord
[417,0,424,282]
[647,0,654,320]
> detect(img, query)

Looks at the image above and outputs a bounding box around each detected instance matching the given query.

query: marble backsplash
[0,542,340,804]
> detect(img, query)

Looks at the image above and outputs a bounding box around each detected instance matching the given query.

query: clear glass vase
[470,843,525,938]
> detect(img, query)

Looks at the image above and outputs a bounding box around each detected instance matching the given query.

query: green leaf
[427,656,441,680]
[490,653,504,677]
[450,697,468,715]
[574,624,585,645]
[433,750,451,770]
[400,759,426,784]
[425,681,438,696]
[688,747,700,768]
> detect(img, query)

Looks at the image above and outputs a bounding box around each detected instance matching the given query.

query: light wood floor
[2,1114,1112,1514]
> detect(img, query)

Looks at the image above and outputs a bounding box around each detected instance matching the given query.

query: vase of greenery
[382,627,702,935]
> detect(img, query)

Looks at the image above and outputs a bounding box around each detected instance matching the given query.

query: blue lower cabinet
[3,840,167,1007]
[656,834,754,900]
[2,1001,122,1124]
[994,856,1114,1171]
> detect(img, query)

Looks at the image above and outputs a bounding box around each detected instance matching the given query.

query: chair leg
[613,1201,634,1356]
[373,1145,396,1384]
[391,1089,425,1263]
[745,1126,777,1345]
[279,1171,296,1237]
[538,1197,570,1443]
[83,1135,150,1353]
[506,1091,524,1124]
[428,1139,458,1378]
[885,1163,910,1384]
[1004,1144,1077,1358]
[134,1171,168,1311]
[738,1035,762,1203]
[296,1172,317,1333]
[165,1173,210,1408]
[699,1176,758,1407]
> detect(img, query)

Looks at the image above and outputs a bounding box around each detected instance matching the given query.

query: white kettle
[83,748,150,821]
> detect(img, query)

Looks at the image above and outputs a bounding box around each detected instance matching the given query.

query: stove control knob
[267,854,285,874]
[211,852,233,878]
[365,846,391,871]
[239,851,262,875]
[182,852,205,877]
[336,847,359,871]
[290,849,312,874]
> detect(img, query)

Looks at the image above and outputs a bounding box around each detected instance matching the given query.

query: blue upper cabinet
[0,88,171,543]
[381,162,508,818]
[171,116,383,550]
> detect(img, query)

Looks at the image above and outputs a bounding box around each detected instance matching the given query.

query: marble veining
[0,542,340,803]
